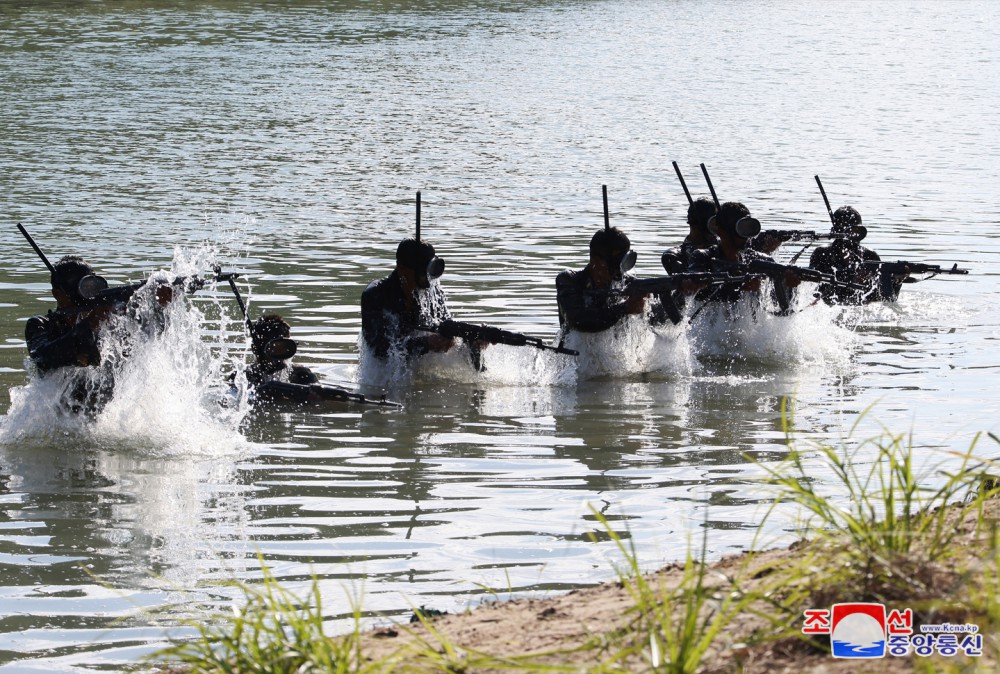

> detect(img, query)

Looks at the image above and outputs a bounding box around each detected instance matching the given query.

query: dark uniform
[809,240,882,304]
[808,206,902,304]
[556,268,641,333]
[683,201,799,314]
[23,256,119,417]
[687,246,778,305]
[557,225,674,334]
[25,310,102,372]
[360,237,453,363]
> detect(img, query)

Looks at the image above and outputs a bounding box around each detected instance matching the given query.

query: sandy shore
[358,496,999,673]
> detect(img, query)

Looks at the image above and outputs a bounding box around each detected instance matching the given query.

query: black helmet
[396,238,445,289]
[51,255,96,302]
[832,206,866,241]
[249,314,297,362]
[590,227,636,278]
[687,197,717,236]
[832,206,862,232]
[715,202,761,240]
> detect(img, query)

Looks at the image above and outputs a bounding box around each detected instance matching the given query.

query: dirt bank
[359,496,999,673]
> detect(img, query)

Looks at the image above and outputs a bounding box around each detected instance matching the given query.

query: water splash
[688,284,857,370]
[561,313,695,380]
[358,335,577,389]
[0,248,251,457]
[357,280,577,388]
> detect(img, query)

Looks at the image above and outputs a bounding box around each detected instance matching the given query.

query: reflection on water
[1,0,998,670]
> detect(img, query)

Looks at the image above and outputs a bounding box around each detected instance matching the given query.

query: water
[1,0,999,670]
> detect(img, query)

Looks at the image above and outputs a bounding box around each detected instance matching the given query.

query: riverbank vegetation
[150,419,1000,673]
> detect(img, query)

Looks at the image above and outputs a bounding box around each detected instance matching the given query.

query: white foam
[357,335,577,389]
[561,313,694,380]
[0,248,252,457]
[688,284,857,370]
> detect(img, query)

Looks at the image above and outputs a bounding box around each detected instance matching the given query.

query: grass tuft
[753,402,988,603]
[589,509,758,674]
[149,557,386,674]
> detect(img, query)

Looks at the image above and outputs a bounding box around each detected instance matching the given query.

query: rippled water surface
[1,1,999,670]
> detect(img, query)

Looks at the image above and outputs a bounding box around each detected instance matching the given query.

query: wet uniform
[809,241,884,304]
[24,306,115,417]
[361,270,452,360]
[556,268,676,332]
[687,246,775,305]
[25,310,102,371]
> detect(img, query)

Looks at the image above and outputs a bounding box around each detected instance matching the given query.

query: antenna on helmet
[700,164,721,209]
[814,175,835,226]
[673,161,693,206]
[602,184,610,231]
[415,191,421,242]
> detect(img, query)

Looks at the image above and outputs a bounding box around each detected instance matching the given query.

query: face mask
[733,217,761,239]
[263,338,297,360]
[415,256,445,289]
[77,274,109,300]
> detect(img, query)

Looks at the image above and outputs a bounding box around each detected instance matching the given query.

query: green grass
[753,402,991,602]
[147,411,1000,673]
[149,559,387,674]
[588,510,765,674]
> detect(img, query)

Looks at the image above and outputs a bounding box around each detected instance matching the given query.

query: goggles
[707,215,761,239]
[416,255,445,289]
[602,249,637,277]
[77,274,109,300]
[263,337,298,360]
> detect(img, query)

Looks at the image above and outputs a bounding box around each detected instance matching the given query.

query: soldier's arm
[25,314,100,370]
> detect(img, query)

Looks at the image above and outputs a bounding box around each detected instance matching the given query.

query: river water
[1,0,998,670]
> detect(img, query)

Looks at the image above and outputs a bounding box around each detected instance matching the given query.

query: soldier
[809,206,908,303]
[687,202,800,310]
[557,226,666,334]
[361,237,457,362]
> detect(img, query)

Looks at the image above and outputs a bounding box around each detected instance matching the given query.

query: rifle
[603,271,759,297]
[861,260,970,277]
[614,272,760,325]
[715,257,865,289]
[254,380,402,408]
[78,272,238,307]
[415,319,578,356]
[757,229,844,244]
[711,257,867,314]
[861,260,970,301]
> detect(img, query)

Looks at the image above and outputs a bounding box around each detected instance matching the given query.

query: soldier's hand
[156,284,174,306]
[625,294,645,314]
[784,270,801,288]
[427,334,455,352]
